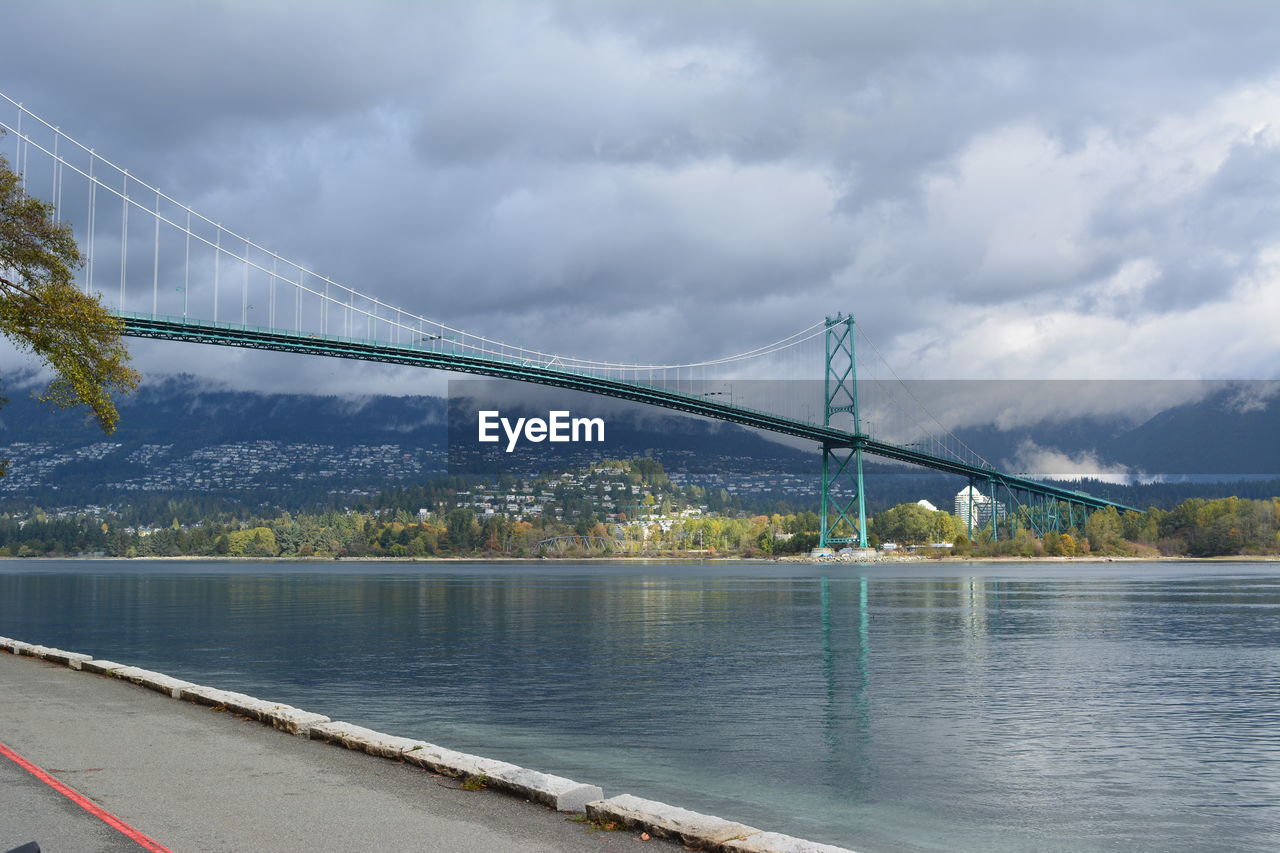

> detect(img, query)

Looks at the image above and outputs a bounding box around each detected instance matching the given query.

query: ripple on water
[1,560,1278,852]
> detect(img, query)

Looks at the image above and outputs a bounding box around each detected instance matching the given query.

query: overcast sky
[4,0,1280,402]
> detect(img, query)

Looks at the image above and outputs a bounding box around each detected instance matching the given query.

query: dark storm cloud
[2,0,1279,394]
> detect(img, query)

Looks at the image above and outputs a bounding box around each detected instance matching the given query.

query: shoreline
[1,637,854,853]
[1,554,1277,563]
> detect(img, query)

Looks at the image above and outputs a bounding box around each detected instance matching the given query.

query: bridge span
[0,89,1138,550]
[120,311,1139,547]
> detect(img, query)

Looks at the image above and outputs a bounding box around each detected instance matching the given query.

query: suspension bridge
[1,93,1137,549]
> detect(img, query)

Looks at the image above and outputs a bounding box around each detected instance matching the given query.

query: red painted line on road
[0,740,173,853]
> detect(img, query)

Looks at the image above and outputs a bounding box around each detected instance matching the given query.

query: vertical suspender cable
[270,256,277,329]
[86,152,96,294]
[51,132,59,215]
[15,106,23,189]
[152,190,160,315]
[214,228,221,322]
[119,171,129,311]
[242,240,249,325]
[183,209,190,319]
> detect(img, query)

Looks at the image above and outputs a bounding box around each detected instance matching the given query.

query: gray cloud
[2,0,1279,399]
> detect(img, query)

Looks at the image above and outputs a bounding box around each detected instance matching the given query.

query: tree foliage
[1084,505,1123,552]
[0,144,138,434]
[871,502,965,544]
[3,493,1279,560]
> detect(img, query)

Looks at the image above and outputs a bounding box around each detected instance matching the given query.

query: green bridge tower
[819,313,869,550]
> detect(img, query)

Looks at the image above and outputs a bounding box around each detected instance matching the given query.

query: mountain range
[0,373,1276,510]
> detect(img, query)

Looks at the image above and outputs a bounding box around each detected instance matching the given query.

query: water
[1,560,1278,852]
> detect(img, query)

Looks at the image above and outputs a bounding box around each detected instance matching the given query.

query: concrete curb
[584,796,858,853]
[309,720,421,757]
[309,720,604,812]
[587,793,760,849]
[81,658,128,675]
[110,665,196,699]
[725,831,858,853]
[40,647,94,668]
[0,636,856,850]
[180,685,331,735]
[0,636,32,654]
[0,636,93,669]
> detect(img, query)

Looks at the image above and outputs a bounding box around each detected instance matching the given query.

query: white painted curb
[586,793,760,848]
[110,665,196,699]
[45,649,94,669]
[81,659,128,675]
[0,637,93,669]
[309,720,421,757]
[725,831,859,853]
[311,721,604,812]
[478,761,604,814]
[180,685,331,736]
[584,795,861,852]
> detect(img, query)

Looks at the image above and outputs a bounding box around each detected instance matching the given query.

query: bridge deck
[119,312,1138,513]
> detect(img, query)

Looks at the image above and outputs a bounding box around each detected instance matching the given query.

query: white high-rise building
[954,486,1005,530]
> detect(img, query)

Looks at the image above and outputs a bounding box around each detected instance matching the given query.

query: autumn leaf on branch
[0,138,139,434]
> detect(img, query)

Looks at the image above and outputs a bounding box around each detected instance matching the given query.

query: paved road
[0,652,677,853]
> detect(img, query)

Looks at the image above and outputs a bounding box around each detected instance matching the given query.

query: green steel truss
[959,475,1110,543]
[118,312,1139,526]
[820,314,867,549]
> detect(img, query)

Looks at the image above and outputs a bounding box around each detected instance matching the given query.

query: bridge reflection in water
[6,561,1274,853]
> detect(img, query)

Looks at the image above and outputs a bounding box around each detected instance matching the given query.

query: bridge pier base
[820,442,867,550]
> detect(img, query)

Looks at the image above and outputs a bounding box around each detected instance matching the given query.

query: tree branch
[0,273,44,302]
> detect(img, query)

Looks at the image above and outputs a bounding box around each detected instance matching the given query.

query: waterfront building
[954,486,1006,530]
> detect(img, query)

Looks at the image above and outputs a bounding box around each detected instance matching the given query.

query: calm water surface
[1,560,1278,852]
